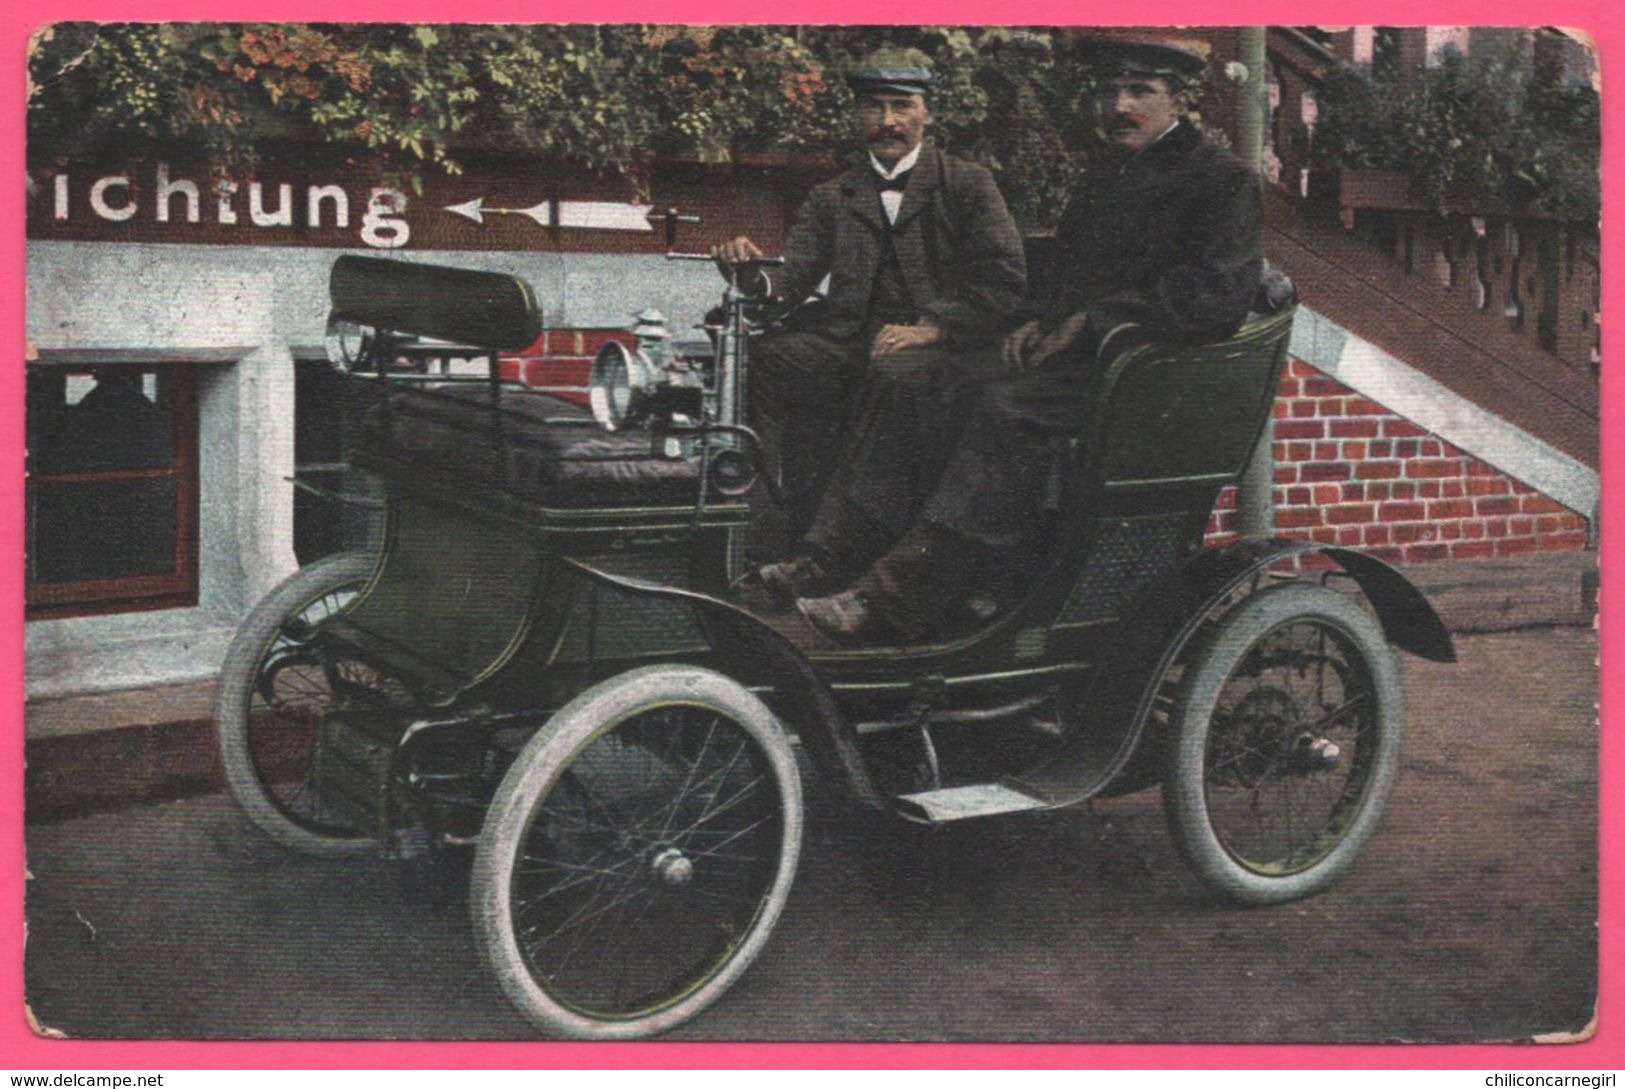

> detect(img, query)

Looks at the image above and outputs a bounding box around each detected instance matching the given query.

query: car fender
[1009,538,1454,806]
[560,558,886,810]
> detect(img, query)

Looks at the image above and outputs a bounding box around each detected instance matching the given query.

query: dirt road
[23,627,1596,1043]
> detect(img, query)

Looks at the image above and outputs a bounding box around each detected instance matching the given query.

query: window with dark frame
[26,363,200,620]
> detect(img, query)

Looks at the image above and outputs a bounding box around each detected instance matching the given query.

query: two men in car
[720,36,1265,645]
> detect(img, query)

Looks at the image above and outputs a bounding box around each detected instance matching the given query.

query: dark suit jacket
[773,143,1028,346]
[1039,120,1262,347]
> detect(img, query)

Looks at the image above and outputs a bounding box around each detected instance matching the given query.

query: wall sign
[28,155,791,254]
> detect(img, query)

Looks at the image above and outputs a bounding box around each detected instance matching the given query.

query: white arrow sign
[443,197,656,232]
[442,197,552,226]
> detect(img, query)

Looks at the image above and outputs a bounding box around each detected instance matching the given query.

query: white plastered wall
[25,241,717,702]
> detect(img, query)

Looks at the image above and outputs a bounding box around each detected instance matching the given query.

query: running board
[893,783,1049,823]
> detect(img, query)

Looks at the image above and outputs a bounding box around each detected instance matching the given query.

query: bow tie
[877,171,912,192]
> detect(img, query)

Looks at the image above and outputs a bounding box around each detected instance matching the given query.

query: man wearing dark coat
[791,35,1265,643]
[712,50,1027,542]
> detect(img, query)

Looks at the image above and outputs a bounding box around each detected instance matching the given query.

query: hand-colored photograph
[22,23,1598,1043]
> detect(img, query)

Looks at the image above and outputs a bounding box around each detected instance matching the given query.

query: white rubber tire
[215,552,378,856]
[472,664,803,1039]
[1163,582,1403,904]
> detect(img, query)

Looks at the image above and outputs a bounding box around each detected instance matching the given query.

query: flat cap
[1079,32,1209,78]
[847,47,934,96]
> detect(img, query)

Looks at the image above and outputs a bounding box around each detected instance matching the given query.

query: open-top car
[216,253,1455,1039]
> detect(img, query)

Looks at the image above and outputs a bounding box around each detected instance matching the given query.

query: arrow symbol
[443,198,657,232]
[442,198,552,226]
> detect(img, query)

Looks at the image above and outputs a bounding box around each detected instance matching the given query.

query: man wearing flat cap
[712,48,1026,553]
[793,33,1265,644]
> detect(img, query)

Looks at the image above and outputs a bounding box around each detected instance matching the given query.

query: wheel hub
[651,846,694,887]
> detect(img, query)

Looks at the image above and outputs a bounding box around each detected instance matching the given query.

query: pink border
[4,0,1615,1069]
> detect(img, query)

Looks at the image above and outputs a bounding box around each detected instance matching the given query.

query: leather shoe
[796,589,895,646]
[754,553,842,602]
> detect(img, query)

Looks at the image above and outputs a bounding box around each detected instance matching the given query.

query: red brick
[1301,462,1352,482]
[1520,495,1568,515]
[1535,515,1562,533]
[1391,482,1416,499]
[1285,486,1312,505]
[1337,526,1363,545]
[1288,442,1314,462]
[1310,527,1340,544]
[1450,540,1496,559]
[1364,482,1391,500]
[1485,519,1509,538]
[1364,525,1391,546]
[1217,511,1240,531]
[1329,419,1380,438]
[1272,442,1289,461]
[1383,418,1428,437]
[1296,549,1338,569]
[1406,459,1460,479]
[1475,497,1519,516]
[1335,484,1362,503]
[1461,521,1487,539]
[1275,466,1298,485]
[1291,400,1318,418]
[1276,420,1326,440]
[1404,543,1450,563]
[1314,443,1339,461]
[1206,531,1240,547]
[1276,507,1324,528]
[1276,378,1301,399]
[1273,401,1291,419]
[1439,442,1465,459]
[1441,480,1464,499]
[1393,523,1433,544]
[1438,522,1463,540]
[1419,439,1442,457]
[1429,499,1473,519]
[1467,460,1500,477]
[1213,487,1237,510]
[1418,482,1441,499]
[1346,398,1389,416]
[1467,477,1510,496]
[1560,513,1588,532]
[1327,504,1376,525]
[1287,359,1317,378]
[1394,439,1419,458]
[1342,442,1366,459]
[1303,377,1350,397]
[1205,514,1221,534]
[1379,502,1426,522]
[1538,531,1589,551]
[1509,479,1537,494]
[1355,461,1400,480]
[1510,517,1534,535]
[1318,399,1346,417]
[1496,537,1539,556]
[1367,440,1392,457]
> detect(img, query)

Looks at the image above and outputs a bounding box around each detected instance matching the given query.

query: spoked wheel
[473,665,803,1039]
[216,551,391,855]
[1163,582,1402,904]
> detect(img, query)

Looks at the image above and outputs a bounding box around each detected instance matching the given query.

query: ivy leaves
[1311,40,1598,221]
[27,23,1109,227]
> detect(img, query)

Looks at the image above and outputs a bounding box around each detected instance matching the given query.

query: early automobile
[216,252,1455,1039]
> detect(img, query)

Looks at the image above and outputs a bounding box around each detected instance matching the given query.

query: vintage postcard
[20,22,1599,1047]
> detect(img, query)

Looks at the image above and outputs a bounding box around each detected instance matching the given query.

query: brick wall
[1204,358,1591,561]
